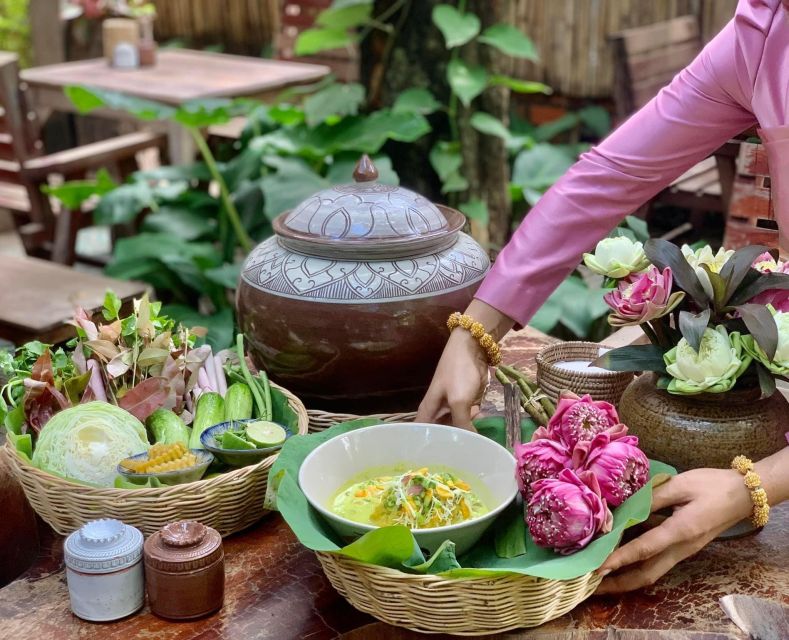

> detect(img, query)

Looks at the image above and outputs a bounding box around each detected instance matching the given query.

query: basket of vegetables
[0,294,308,537]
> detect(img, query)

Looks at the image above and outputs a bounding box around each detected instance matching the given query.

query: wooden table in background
[0,255,146,345]
[21,50,330,163]
[0,328,786,639]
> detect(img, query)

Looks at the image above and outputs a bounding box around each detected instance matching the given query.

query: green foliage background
[0,0,30,66]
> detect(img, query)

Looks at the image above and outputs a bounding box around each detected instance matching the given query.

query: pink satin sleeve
[475,20,758,328]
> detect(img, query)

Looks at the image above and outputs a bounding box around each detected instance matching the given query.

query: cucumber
[224,383,253,421]
[190,392,226,449]
[147,409,191,446]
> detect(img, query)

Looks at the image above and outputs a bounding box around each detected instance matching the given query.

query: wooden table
[21,49,330,163]
[1,328,787,639]
[0,254,146,345]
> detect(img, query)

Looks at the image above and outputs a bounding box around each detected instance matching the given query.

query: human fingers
[415,387,445,423]
[448,396,474,430]
[650,475,691,512]
[597,517,689,576]
[596,539,700,594]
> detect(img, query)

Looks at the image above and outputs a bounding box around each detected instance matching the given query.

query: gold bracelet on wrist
[447,312,502,366]
[731,455,770,528]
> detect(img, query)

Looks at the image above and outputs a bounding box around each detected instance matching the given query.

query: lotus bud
[527,468,613,554]
[575,432,650,507]
[603,266,685,327]
[547,391,621,450]
[514,438,572,500]
[583,237,651,280]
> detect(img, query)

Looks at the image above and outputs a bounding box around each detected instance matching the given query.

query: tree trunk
[361,0,513,252]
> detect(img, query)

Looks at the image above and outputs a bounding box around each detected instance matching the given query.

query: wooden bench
[0,254,147,345]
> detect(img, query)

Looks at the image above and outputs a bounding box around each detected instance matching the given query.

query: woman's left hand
[595,467,753,594]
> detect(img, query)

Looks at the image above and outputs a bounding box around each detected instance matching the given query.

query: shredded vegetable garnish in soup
[331,467,488,529]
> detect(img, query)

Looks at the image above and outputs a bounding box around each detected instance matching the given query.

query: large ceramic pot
[618,373,788,472]
[237,156,490,413]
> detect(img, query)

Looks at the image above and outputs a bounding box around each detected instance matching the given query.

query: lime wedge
[220,431,255,450]
[245,421,287,448]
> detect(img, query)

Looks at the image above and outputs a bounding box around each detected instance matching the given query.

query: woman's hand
[415,329,489,429]
[595,467,753,594]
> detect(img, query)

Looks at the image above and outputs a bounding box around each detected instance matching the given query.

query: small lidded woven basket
[537,342,633,407]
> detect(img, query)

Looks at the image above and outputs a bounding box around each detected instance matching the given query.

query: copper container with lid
[237,155,490,412]
[143,521,224,620]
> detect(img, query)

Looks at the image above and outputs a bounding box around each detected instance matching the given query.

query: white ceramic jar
[63,519,144,622]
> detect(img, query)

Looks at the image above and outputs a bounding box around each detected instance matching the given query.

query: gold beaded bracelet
[447,312,502,366]
[731,455,770,528]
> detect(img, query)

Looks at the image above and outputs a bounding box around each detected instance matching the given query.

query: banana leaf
[269,417,675,580]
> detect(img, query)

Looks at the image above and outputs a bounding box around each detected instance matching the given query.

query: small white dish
[298,422,518,555]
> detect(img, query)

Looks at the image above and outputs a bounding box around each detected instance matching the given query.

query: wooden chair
[0,51,166,265]
[609,16,739,233]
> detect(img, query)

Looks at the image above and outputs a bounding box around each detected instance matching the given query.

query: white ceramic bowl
[298,423,518,555]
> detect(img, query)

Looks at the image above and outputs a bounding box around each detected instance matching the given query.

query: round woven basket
[307,409,417,432]
[1,383,308,537]
[317,553,600,635]
[536,342,634,407]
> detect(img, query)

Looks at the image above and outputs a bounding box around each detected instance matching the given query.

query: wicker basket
[317,553,601,635]
[536,342,634,407]
[307,409,417,432]
[1,383,309,537]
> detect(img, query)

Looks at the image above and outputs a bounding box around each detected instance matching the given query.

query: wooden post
[29,0,65,66]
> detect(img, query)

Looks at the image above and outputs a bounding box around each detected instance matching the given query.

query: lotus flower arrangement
[515,392,650,554]
[590,238,789,398]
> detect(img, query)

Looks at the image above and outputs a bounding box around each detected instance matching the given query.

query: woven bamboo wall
[152,0,280,55]
[514,0,738,97]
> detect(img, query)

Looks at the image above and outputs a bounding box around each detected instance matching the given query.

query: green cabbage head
[741,307,789,376]
[663,326,751,395]
[32,402,149,486]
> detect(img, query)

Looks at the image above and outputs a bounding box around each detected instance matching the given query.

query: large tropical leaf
[477,24,538,60]
[446,59,487,107]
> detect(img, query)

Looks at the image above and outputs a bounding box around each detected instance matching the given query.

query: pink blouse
[476,0,789,328]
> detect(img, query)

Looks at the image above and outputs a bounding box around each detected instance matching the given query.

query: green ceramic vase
[618,373,788,473]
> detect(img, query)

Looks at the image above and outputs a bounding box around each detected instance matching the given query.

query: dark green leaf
[728,272,789,306]
[446,59,487,107]
[204,262,242,289]
[719,245,770,304]
[295,28,353,56]
[174,98,247,128]
[441,170,469,194]
[134,163,212,182]
[755,362,777,399]
[678,309,711,353]
[432,5,480,48]
[458,199,488,223]
[429,141,462,181]
[512,143,575,191]
[142,206,217,241]
[316,2,371,29]
[65,85,175,121]
[644,239,709,306]
[737,303,778,361]
[478,24,538,60]
[624,215,649,242]
[469,112,510,141]
[260,157,329,219]
[593,344,668,374]
[392,88,441,115]
[533,113,580,142]
[270,386,299,431]
[578,105,611,137]
[494,501,528,558]
[93,182,154,225]
[303,82,365,127]
[267,104,306,127]
[42,168,116,209]
[321,110,432,153]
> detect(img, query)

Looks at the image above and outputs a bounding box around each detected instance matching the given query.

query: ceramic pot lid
[144,521,223,572]
[273,155,466,260]
[64,518,143,573]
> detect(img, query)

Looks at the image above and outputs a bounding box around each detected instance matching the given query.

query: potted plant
[583,237,789,472]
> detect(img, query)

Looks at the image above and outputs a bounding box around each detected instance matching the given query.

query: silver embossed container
[63,518,144,622]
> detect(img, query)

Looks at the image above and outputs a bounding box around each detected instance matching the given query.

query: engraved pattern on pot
[284,185,447,240]
[241,234,489,303]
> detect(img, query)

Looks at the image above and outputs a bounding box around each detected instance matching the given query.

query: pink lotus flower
[527,468,613,554]
[750,253,789,311]
[574,432,650,507]
[514,437,572,500]
[547,392,621,450]
[603,266,685,327]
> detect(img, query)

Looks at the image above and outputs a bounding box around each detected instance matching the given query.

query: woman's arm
[417,17,757,426]
[476,19,757,327]
[596,446,789,593]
